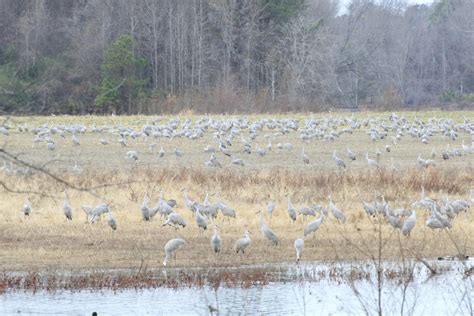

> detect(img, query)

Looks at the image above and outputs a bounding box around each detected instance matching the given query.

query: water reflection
[1,261,472,315]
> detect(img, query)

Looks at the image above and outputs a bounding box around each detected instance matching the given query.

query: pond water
[1,261,472,315]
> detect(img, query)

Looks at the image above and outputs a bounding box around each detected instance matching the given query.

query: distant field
[0,111,472,272]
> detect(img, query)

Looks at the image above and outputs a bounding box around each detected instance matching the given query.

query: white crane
[401,210,416,236]
[163,238,186,266]
[234,230,252,254]
[294,239,304,263]
[211,224,222,254]
[63,191,73,221]
[258,211,279,245]
[329,196,346,224]
[159,146,165,157]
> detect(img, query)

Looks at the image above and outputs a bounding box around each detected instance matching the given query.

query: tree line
[0,0,473,114]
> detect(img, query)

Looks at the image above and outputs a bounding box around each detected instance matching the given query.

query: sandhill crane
[366,153,379,168]
[118,137,127,147]
[141,192,151,221]
[163,211,187,229]
[174,147,182,157]
[375,148,382,163]
[328,196,346,224]
[126,150,138,161]
[333,150,346,169]
[159,146,165,157]
[302,148,310,164]
[89,202,111,223]
[294,239,304,263]
[195,206,208,234]
[107,212,117,231]
[255,144,266,157]
[72,134,80,146]
[182,189,197,215]
[211,224,222,254]
[100,138,109,145]
[63,191,73,221]
[72,161,82,175]
[47,140,56,150]
[360,197,376,217]
[267,200,275,218]
[22,198,32,217]
[216,200,236,221]
[258,211,279,245]
[205,153,222,168]
[401,210,416,236]
[304,210,324,237]
[163,238,185,266]
[232,157,245,166]
[234,230,252,254]
[287,195,297,222]
[347,147,356,161]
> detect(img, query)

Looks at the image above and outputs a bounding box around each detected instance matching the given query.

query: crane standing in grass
[287,195,297,222]
[329,196,346,224]
[63,191,73,221]
[294,239,304,263]
[234,230,252,254]
[402,210,416,236]
[163,238,186,266]
[257,210,279,245]
[211,224,222,254]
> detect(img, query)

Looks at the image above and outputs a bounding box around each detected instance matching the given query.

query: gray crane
[195,206,208,234]
[63,191,73,221]
[22,197,32,217]
[287,195,297,222]
[141,192,151,221]
[366,153,379,168]
[258,211,279,245]
[266,200,275,218]
[401,210,416,236]
[347,146,356,161]
[294,238,304,263]
[163,238,186,266]
[329,196,346,224]
[162,211,187,229]
[234,230,252,254]
[302,148,310,164]
[333,150,346,169]
[107,212,117,231]
[211,224,222,254]
[304,210,324,237]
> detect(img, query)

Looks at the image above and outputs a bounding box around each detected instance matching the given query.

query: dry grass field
[0,111,473,272]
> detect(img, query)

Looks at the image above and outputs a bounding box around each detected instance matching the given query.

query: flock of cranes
[18,185,472,265]
[2,113,473,265]
[0,113,473,176]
